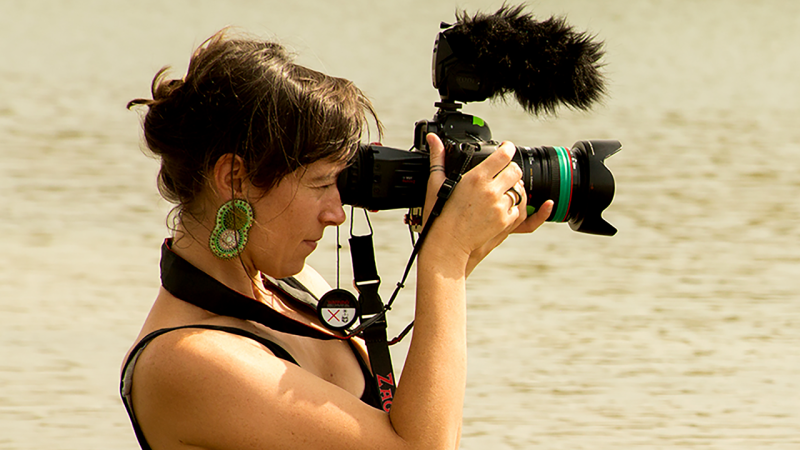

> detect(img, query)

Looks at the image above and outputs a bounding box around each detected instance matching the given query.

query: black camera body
[337,6,620,236]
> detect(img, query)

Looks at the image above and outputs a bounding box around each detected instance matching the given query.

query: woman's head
[129,29,380,215]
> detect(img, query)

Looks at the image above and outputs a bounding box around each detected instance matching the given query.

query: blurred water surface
[0,1,798,449]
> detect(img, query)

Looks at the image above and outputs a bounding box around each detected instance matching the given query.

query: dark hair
[129,29,381,213]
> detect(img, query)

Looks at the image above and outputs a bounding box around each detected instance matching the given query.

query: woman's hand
[422,133,553,276]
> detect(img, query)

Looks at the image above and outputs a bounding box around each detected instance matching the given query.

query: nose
[321,188,346,227]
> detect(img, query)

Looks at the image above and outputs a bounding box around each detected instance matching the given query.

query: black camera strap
[160,239,339,340]
[430,141,475,220]
[349,232,396,412]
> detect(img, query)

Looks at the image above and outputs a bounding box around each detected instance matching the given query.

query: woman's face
[244,158,347,279]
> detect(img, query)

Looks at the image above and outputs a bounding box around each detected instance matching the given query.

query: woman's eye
[313,183,336,190]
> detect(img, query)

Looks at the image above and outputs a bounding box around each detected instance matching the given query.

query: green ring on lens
[552,147,572,222]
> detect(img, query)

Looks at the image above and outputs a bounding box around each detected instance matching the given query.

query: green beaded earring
[209,199,254,260]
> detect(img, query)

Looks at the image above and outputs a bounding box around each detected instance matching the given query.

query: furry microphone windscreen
[444,4,606,115]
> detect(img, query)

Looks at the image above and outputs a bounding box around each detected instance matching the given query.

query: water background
[0,1,798,449]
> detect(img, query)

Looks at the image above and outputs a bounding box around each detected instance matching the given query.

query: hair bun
[151,67,185,101]
[126,68,183,109]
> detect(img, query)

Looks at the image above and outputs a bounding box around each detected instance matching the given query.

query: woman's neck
[171,223,259,300]
[169,223,305,319]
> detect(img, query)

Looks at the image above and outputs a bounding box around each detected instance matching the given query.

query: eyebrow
[308,174,337,184]
[306,166,344,183]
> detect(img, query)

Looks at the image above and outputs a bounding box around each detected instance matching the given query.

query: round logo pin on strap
[317,289,359,331]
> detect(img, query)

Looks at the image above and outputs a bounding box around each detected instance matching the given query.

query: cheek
[291,194,326,221]
[270,203,318,240]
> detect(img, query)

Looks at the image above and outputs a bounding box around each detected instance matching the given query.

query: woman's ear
[212,153,247,200]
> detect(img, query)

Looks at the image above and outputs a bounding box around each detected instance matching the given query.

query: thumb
[426,133,445,175]
[423,133,447,225]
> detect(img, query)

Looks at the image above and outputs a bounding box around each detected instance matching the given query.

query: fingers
[477,141,523,197]
[504,182,524,210]
[477,141,517,178]
[445,140,524,225]
[424,135,551,241]
[484,143,524,219]
[513,200,554,234]
[419,134,553,276]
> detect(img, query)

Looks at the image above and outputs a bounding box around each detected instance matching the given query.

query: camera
[337,7,621,236]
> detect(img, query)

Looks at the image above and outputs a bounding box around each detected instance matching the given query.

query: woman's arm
[388,134,552,447]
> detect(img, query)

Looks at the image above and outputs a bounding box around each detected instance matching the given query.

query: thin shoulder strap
[120,324,298,450]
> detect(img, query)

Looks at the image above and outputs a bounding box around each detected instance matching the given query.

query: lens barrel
[515,140,620,236]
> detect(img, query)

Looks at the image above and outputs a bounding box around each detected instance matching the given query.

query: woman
[122,29,553,450]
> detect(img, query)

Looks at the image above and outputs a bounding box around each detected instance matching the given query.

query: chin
[251,246,306,279]
[268,259,306,280]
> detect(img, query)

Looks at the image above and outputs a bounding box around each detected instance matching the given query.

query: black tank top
[121,324,381,450]
[119,242,383,450]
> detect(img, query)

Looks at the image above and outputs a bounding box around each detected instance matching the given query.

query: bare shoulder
[134,326,287,378]
[130,327,395,450]
[130,328,289,448]
[292,264,333,298]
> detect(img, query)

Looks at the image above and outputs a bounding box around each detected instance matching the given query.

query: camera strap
[160,239,340,340]
[349,232,396,412]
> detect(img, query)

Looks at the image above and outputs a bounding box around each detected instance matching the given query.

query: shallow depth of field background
[0,1,798,449]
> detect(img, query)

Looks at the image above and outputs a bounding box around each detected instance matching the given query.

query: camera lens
[516,145,576,222]
[514,140,619,236]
